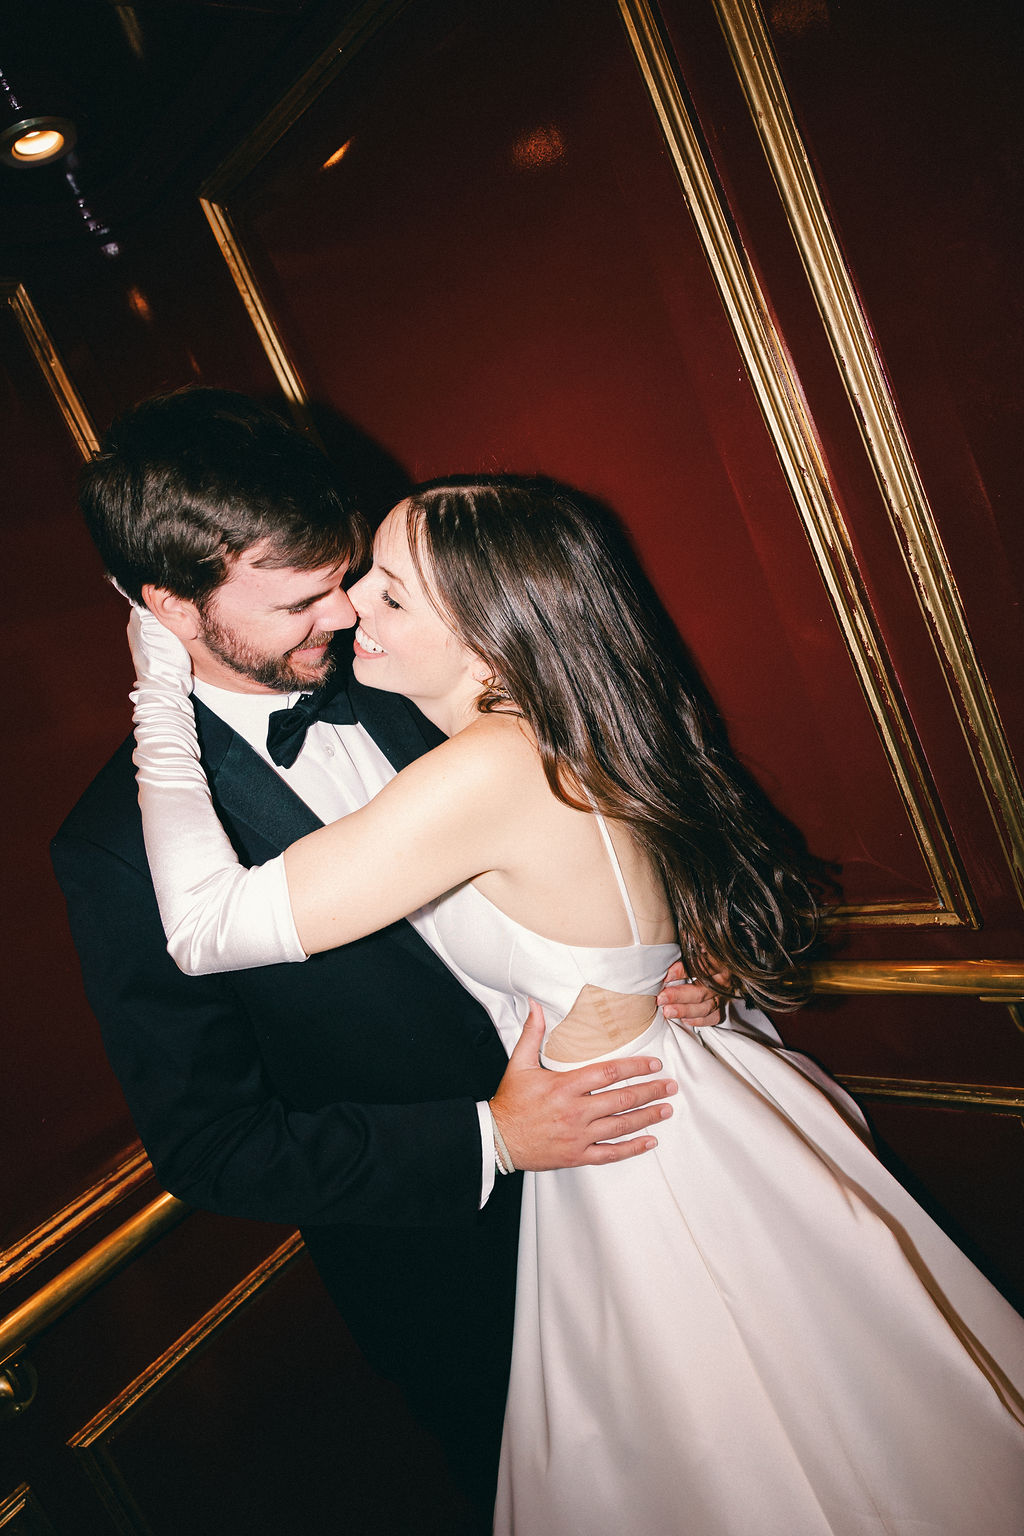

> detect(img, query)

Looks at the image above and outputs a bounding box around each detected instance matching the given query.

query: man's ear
[140,584,203,643]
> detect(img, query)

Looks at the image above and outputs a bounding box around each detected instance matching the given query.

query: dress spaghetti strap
[592,811,642,946]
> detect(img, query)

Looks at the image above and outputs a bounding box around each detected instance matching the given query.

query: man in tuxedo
[52,389,709,1523]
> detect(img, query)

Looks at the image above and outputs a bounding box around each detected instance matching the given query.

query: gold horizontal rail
[838,1077,1024,1113]
[0,1192,187,1370]
[809,960,1024,998]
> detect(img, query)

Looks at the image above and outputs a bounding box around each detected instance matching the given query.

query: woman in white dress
[128,476,1024,1535]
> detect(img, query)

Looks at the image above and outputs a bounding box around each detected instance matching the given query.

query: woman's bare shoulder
[446,711,541,780]
[382,710,539,810]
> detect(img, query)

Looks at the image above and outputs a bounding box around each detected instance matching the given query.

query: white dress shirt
[191,678,503,1202]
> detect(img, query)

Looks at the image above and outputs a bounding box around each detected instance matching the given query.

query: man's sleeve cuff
[476,1099,497,1207]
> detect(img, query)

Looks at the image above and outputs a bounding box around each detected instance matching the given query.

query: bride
[128,476,1024,1534]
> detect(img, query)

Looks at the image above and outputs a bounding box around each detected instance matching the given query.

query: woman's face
[347,502,483,727]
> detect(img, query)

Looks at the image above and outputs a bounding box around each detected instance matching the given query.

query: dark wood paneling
[195,0,1024,1292]
[2,1218,470,1535]
[221,0,940,915]
[0,297,133,1245]
[0,1,1020,1525]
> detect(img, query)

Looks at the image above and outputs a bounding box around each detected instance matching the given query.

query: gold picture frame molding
[199,0,411,426]
[198,0,975,927]
[68,1236,303,1535]
[617,0,977,928]
[1,282,98,458]
[709,0,1024,910]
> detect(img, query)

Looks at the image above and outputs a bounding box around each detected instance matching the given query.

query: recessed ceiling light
[1,115,77,168]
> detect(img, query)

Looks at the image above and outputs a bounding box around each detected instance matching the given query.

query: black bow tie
[266,674,356,767]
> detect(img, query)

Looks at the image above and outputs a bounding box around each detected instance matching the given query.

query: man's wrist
[489,1100,517,1175]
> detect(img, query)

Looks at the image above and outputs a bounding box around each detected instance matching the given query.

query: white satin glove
[129,603,306,975]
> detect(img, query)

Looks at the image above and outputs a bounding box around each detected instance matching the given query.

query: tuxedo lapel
[191,696,460,986]
[349,678,445,770]
[213,735,324,853]
[194,699,323,861]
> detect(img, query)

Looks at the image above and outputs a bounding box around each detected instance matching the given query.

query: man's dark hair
[79,388,369,606]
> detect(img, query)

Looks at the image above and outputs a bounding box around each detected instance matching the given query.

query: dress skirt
[493,1006,1024,1536]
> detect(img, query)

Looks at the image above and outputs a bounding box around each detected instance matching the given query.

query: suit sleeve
[51,829,488,1230]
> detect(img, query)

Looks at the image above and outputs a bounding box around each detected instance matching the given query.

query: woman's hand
[128,598,306,975]
[657,960,732,1029]
[127,604,193,696]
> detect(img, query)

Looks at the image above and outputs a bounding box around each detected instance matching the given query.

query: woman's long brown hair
[406,476,829,1010]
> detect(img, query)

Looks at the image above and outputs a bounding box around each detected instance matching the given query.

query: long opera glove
[128,604,306,975]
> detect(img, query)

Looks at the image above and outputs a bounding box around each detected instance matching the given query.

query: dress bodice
[431,812,680,1061]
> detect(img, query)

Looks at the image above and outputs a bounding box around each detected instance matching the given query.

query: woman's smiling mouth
[354,624,386,656]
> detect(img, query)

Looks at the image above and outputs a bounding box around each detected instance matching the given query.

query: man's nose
[321,586,357,630]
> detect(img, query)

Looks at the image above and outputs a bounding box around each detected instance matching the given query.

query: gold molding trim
[837,1077,1024,1115]
[826,900,971,928]
[0,1485,55,1534]
[809,958,1024,1042]
[1,282,98,458]
[711,0,1024,909]
[70,1233,302,1449]
[200,0,409,198]
[0,1148,152,1294]
[616,0,977,928]
[197,199,310,415]
[197,0,409,432]
[69,1236,302,1533]
[0,1487,30,1524]
[0,1193,187,1370]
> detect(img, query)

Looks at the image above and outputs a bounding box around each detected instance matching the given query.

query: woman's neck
[410,684,483,739]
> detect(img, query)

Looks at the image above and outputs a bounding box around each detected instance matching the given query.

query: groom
[52,389,712,1522]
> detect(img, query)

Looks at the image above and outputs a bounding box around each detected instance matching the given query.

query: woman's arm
[129,607,516,975]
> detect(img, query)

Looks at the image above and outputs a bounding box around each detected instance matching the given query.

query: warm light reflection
[114,4,145,60]
[511,125,565,170]
[322,139,352,171]
[126,285,152,321]
[12,128,64,160]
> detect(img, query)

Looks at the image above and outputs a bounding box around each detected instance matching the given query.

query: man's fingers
[584,1078,677,1116]
[568,1054,666,1094]
[492,1042,678,1172]
[580,1134,661,1165]
[587,1101,674,1142]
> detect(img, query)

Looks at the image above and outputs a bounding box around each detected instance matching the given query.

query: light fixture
[0,113,76,168]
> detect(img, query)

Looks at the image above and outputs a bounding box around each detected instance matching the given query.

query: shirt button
[324,745,335,757]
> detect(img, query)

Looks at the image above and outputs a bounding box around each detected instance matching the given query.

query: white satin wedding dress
[126,599,1024,1534]
[431,815,1024,1536]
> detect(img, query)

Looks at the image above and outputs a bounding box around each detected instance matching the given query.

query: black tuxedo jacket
[51,675,521,1502]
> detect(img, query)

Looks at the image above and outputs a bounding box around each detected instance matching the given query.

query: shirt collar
[191,677,305,742]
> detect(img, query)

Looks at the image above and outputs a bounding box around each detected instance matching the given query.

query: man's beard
[198,613,336,693]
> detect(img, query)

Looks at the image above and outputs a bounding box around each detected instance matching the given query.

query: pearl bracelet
[489,1103,517,1175]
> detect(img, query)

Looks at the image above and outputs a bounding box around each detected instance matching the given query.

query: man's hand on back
[489,1002,677,1172]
